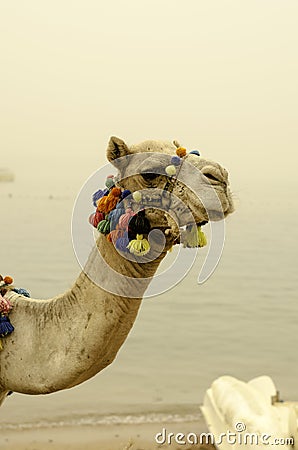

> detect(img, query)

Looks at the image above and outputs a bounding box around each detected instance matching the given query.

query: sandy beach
[0,419,213,450]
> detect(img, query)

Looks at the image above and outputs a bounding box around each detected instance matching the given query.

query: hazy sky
[1,0,298,195]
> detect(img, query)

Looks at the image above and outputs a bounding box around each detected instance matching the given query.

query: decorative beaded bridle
[89,146,206,256]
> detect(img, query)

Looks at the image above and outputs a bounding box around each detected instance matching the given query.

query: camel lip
[149,221,208,237]
[184,221,208,227]
[151,222,208,232]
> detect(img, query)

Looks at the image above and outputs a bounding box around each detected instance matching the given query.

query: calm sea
[0,169,297,430]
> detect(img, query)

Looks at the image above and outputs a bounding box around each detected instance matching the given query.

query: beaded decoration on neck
[0,275,30,351]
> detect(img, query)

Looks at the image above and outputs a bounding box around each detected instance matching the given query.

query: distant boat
[0,168,14,182]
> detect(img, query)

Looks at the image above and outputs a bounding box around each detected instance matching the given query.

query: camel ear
[107,136,130,165]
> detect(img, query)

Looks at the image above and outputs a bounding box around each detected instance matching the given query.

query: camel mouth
[151,220,207,231]
[151,221,209,238]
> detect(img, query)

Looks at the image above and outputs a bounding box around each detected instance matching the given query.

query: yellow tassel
[127,234,151,256]
[183,225,207,248]
[183,225,197,248]
[197,226,207,248]
[0,339,3,351]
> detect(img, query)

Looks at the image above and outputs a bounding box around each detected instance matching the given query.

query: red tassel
[89,211,105,228]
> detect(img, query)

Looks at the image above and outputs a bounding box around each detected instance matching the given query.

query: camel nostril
[202,165,228,184]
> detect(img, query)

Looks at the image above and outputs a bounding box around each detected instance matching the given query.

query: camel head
[105,136,234,252]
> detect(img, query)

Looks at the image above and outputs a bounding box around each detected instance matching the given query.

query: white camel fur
[0,137,233,407]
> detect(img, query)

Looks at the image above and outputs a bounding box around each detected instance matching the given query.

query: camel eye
[141,172,159,182]
[204,173,219,182]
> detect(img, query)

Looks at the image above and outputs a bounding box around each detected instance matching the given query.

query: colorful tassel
[0,315,14,337]
[115,232,130,252]
[107,227,124,243]
[97,187,122,214]
[121,189,131,199]
[183,225,207,248]
[128,210,150,240]
[105,176,115,189]
[127,234,151,256]
[0,276,29,350]
[118,208,135,230]
[92,189,105,207]
[0,275,14,297]
[97,219,111,235]
[13,288,31,298]
[183,225,197,248]
[176,147,187,158]
[197,226,207,247]
[108,204,125,230]
[89,211,105,228]
[89,213,95,226]
[0,295,12,315]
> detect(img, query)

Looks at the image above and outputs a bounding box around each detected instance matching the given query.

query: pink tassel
[118,208,135,230]
[89,211,105,228]
[0,294,13,315]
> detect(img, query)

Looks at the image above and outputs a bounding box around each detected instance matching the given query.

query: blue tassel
[0,315,14,337]
[92,188,109,207]
[108,204,125,230]
[13,288,31,298]
[121,189,131,199]
[115,232,130,252]
[92,189,104,206]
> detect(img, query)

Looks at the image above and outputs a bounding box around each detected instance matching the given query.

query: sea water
[0,170,297,430]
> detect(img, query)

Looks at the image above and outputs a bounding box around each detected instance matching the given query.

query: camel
[0,136,234,407]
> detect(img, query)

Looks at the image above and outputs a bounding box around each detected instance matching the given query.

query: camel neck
[72,233,167,302]
[0,233,168,393]
[47,234,168,387]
